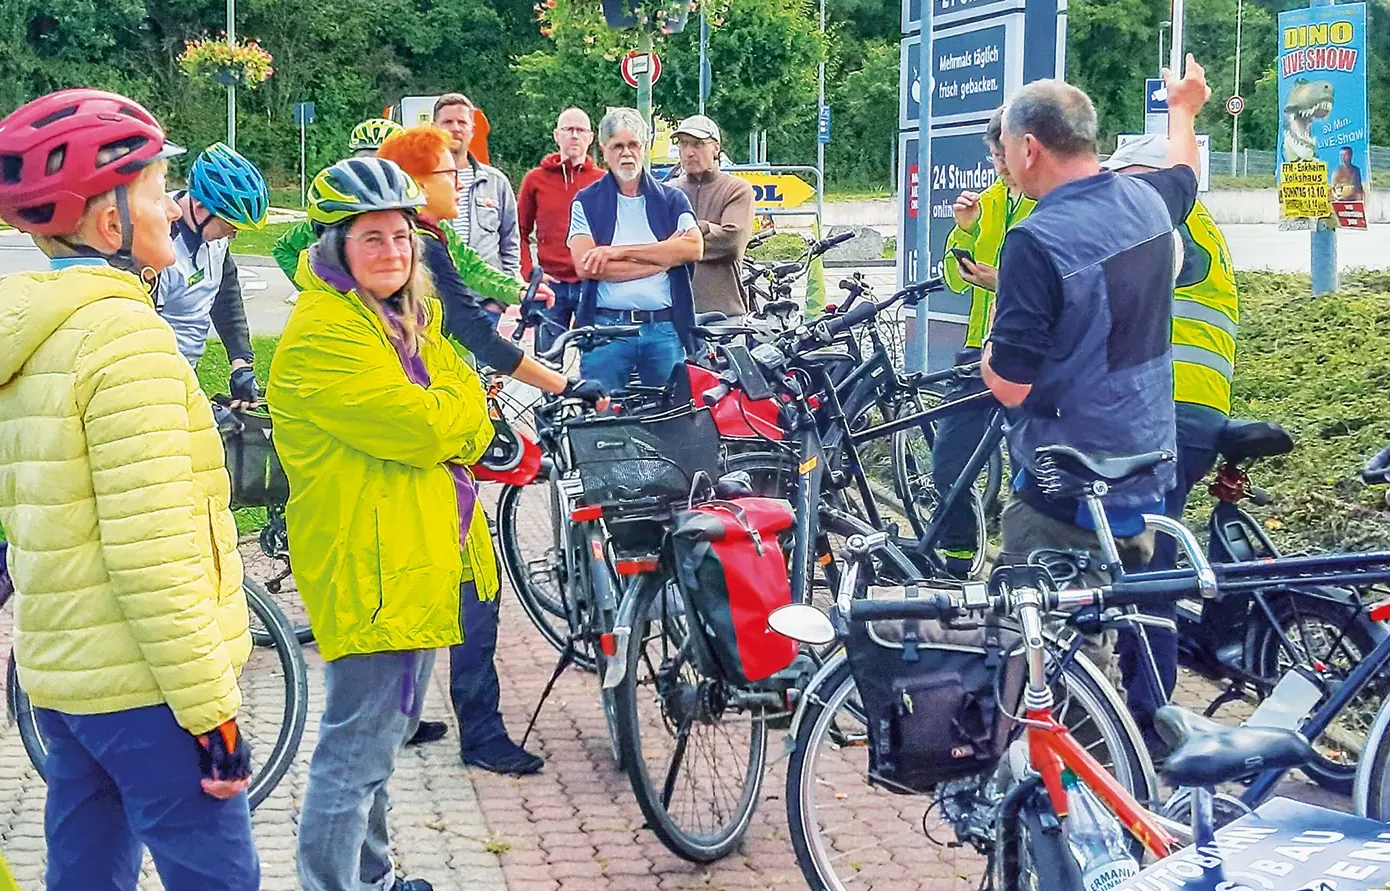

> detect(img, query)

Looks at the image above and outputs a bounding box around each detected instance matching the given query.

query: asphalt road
[4,222,1388,338]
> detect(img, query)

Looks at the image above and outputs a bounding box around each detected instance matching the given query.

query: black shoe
[388,877,433,891]
[462,738,545,775]
[406,720,449,747]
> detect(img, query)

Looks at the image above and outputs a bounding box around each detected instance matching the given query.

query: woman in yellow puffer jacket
[0,90,256,891]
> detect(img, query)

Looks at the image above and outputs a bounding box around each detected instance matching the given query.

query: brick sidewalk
[0,494,1351,890]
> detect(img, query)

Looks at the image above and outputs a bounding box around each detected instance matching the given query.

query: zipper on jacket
[372,508,386,623]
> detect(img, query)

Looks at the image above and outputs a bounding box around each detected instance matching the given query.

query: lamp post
[226,0,237,149]
[1231,0,1243,174]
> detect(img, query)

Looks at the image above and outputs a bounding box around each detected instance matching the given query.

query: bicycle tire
[7,578,308,811]
[1248,589,1383,795]
[495,479,598,673]
[612,569,767,863]
[785,650,1151,891]
[245,511,314,646]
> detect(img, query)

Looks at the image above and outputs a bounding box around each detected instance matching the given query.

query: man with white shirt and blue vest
[159,143,269,408]
[567,107,704,393]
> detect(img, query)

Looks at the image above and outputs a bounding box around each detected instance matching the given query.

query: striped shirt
[447,165,479,244]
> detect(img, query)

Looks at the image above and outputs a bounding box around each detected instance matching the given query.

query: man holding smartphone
[933,107,1036,577]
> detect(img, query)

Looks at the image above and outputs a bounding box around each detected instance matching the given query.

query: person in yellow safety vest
[934,107,1036,577]
[1102,133,1239,749]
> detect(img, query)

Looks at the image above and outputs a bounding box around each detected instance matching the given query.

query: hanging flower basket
[600,0,696,33]
[179,37,274,90]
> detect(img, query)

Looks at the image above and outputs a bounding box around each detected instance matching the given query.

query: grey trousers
[996,497,1155,682]
[297,649,434,891]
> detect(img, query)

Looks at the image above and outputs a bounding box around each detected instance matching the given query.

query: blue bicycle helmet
[188,142,270,231]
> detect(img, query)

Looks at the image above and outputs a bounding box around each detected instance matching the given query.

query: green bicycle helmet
[188,142,269,231]
[349,118,404,153]
[307,157,425,230]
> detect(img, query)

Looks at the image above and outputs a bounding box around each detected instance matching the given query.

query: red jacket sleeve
[517,170,538,281]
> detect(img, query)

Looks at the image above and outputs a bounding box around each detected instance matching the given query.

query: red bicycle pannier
[671,497,799,684]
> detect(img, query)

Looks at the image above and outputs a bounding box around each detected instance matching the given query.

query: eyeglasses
[605,141,643,156]
[988,149,1007,164]
[347,232,414,256]
[430,168,460,186]
[557,126,592,136]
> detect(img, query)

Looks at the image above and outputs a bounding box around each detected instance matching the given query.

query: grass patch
[1225,269,1390,552]
[748,232,812,262]
[269,186,304,209]
[229,220,296,258]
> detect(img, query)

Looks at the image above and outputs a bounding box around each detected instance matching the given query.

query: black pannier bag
[846,583,1026,793]
[218,405,290,508]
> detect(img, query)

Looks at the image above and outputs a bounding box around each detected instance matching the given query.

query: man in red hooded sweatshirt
[517,107,605,352]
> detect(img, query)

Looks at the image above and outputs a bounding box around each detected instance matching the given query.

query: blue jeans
[36,704,259,891]
[298,649,433,891]
[579,313,686,394]
[522,281,580,356]
[1117,442,1218,747]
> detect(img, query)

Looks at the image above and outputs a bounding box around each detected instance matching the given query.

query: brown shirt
[674,170,755,316]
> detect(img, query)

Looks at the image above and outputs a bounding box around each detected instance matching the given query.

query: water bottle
[1062,769,1140,891]
[1246,668,1323,732]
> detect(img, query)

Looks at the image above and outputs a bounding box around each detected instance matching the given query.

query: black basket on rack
[565,404,721,506]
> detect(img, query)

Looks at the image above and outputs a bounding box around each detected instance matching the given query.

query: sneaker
[406,720,448,747]
[942,549,976,580]
[462,738,544,775]
[388,877,433,891]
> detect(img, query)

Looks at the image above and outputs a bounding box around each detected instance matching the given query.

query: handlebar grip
[813,232,855,255]
[702,383,732,407]
[1106,575,1203,606]
[824,299,879,337]
[849,594,959,622]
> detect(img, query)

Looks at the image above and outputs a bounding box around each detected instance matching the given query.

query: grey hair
[1002,80,1098,158]
[985,106,1005,151]
[598,107,649,147]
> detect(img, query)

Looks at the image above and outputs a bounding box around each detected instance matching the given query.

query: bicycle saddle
[695,311,730,326]
[1032,445,1174,486]
[1216,419,1294,463]
[1154,705,1314,788]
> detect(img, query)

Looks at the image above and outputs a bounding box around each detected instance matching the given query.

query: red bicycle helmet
[0,89,184,236]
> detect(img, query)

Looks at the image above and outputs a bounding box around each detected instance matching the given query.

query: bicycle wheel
[496,479,597,672]
[785,649,1150,891]
[243,510,314,646]
[612,569,767,862]
[890,404,992,576]
[7,579,308,810]
[1248,589,1384,794]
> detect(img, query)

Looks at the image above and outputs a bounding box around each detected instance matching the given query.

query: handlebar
[810,231,855,258]
[537,323,641,361]
[511,269,547,344]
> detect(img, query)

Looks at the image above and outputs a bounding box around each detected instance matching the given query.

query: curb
[233,254,281,268]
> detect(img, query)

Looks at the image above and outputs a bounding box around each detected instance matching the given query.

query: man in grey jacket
[435,93,520,324]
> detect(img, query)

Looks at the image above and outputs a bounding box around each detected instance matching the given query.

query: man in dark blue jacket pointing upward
[568,107,704,393]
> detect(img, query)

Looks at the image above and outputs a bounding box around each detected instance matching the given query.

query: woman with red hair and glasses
[0,89,256,890]
[376,124,605,773]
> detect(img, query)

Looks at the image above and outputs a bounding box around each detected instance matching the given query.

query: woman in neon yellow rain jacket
[267,156,497,891]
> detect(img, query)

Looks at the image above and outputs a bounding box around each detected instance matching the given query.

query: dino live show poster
[1276,2,1370,230]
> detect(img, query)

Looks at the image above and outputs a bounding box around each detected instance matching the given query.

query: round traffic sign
[621,51,662,89]
[1226,95,1245,116]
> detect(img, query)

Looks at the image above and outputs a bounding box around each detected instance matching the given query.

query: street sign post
[621,50,662,89]
[1144,77,1168,136]
[293,101,316,208]
[899,0,1064,370]
[1225,95,1245,115]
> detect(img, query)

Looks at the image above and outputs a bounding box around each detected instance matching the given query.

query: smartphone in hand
[950,248,974,268]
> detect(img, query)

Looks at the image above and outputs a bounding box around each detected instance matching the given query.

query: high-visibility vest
[1172,199,1238,414]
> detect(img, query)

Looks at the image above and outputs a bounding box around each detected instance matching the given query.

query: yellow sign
[732,172,817,210]
[1279,160,1332,220]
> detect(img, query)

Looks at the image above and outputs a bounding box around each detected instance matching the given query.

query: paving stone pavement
[0,493,1352,891]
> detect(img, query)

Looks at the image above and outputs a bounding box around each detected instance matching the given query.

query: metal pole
[698,12,709,115]
[636,30,654,135]
[299,118,307,208]
[1231,0,1242,175]
[1158,22,1170,73]
[1309,0,1337,295]
[910,17,933,373]
[226,0,236,149]
[1168,0,1185,73]
[816,0,825,219]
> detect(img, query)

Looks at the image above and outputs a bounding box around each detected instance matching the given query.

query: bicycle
[6,576,309,811]
[774,440,1390,889]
